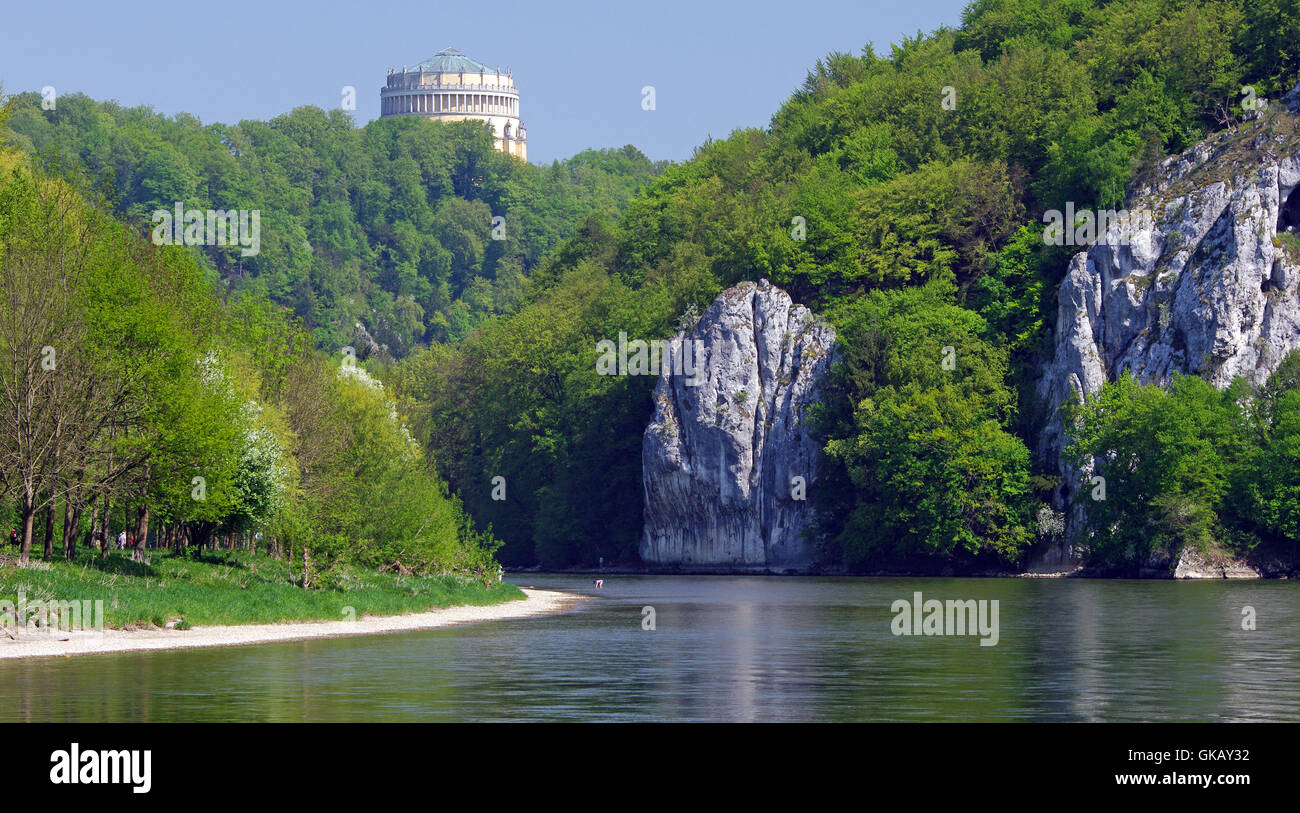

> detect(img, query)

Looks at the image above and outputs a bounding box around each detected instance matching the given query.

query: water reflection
[1,575,1297,722]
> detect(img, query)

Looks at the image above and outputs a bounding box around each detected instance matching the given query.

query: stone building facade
[380,47,527,160]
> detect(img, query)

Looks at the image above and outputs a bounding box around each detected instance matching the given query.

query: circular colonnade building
[380,47,527,160]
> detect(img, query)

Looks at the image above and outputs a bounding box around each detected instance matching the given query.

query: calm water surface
[2,575,1298,722]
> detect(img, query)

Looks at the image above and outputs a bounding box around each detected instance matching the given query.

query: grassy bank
[0,549,524,630]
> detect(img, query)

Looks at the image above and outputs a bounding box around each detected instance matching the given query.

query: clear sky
[0,0,971,164]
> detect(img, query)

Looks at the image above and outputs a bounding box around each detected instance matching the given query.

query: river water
[3,574,1298,722]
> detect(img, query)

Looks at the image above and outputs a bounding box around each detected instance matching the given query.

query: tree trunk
[19,493,35,566]
[99,495,112,559]
[90,502,102,554]
[63,496,80,562]
[132,503,149,562]
[41,498,55,560]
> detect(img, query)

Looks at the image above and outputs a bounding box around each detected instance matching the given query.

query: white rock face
[641,280,835,571]
[1037,83,1300,565]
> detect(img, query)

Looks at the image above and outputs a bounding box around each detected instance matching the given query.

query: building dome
[380,46,527,160]
[413,47,495,75]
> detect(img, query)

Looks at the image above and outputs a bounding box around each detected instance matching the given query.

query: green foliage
[1243,352,1300,548]
[3,99,664,355]
[8,0,1298,573]
[1235,0,1300,98]
[0,548,523,629]
[391,260,710,567]
[0,145,503,580]
[970,225,1054,359]
[818,284,1035,569]
[1065,372,1261,566]
[394,0,1298,569]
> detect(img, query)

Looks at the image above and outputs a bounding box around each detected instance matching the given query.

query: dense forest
[0,111,503,582]
[383,0,1300,571]
[4,94,665,352]
[5,0,1300,575]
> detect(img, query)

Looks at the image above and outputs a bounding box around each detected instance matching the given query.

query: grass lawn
[0,548,524,630]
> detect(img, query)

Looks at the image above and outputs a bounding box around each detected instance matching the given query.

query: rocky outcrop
[1129,546,1298,579]
[1037,83,1300,567]
[641,280,835,572]
[351,322,384,359]
[1170,548,1263,579]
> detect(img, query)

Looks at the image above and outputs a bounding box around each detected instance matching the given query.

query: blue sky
[1,0,971,164]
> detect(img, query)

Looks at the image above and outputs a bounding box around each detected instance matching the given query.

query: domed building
[380,47,527,160]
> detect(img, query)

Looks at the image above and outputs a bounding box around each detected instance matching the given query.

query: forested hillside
[388,0,1300,569]
[6,0,1300,574]
[4,94,664,352]
[0,109,501,581]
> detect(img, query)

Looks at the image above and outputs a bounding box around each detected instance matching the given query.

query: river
[3,574,1298,721]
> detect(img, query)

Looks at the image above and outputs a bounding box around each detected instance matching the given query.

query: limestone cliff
[641,280,835,572]
[1037,82,1300,568]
